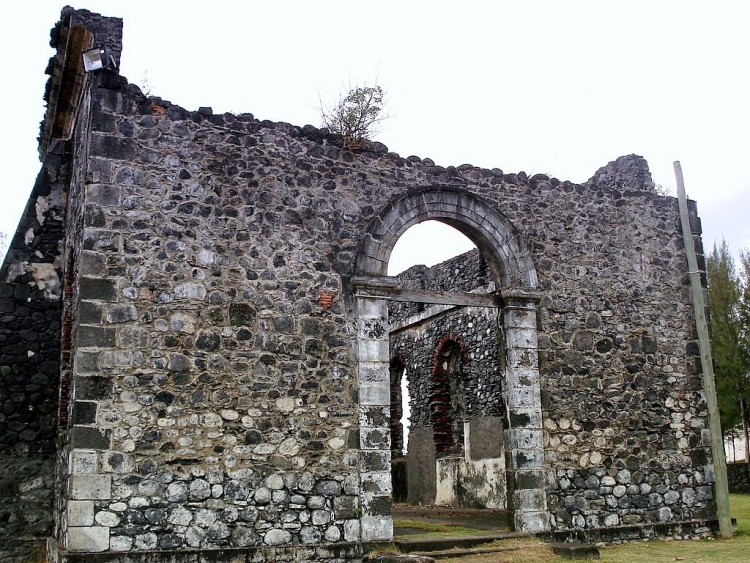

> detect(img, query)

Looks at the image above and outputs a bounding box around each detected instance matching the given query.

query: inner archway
[433,338,467,457]
[387,220,500,510]
[388,241,508,510]
[352,187,549,541]
[387,219,478,504]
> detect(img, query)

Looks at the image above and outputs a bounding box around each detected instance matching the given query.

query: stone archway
[352,187,549,540]
[431,337,468,458]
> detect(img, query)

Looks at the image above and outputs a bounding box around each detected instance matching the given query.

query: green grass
[735,493,750,535]
[394,518,487,537]
[432,495,750,562]
[393,495,750,562]
[598,494,750,563]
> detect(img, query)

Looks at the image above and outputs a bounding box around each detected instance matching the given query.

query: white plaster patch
[28,263,61,300]
[35,188,65,226]
[6,261,61,299]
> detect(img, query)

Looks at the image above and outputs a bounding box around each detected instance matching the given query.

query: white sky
[2,1,748,273]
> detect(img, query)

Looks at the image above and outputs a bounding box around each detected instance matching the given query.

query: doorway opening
[353,188,548,540]
[386,222,507,509]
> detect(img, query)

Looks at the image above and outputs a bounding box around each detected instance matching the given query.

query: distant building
[725,433,747,463]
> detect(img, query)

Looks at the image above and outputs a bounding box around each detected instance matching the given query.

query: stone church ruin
[0,7,724,562]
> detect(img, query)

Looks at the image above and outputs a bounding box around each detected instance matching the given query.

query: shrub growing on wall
[321,84,386,149]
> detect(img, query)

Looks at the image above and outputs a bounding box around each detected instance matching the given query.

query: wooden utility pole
[674,161,733,538]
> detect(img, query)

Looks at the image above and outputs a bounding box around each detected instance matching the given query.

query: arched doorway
[432,338,468,458]
[352,187,548,541]
[388,355,408,504]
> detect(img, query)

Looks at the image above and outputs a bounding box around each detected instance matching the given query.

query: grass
[442,537,558,562]
[598,494,750,563]
[394,518,488,537]
[419,494,750,563]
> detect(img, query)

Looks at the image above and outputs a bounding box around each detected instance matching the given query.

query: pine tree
[707,240,750,461]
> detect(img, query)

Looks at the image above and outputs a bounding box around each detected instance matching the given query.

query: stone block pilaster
[503,294,549,533]
[356,295,393,542]
[64,448,112,552]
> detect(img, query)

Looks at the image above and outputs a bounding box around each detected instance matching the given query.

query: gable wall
[0,8,718,560]
[56,66,712,550]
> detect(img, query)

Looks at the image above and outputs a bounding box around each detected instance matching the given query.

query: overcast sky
[2,1,748,273]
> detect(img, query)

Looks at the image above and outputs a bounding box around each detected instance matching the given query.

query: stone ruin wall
[0,7,719,562]
[535,194,714,538]
[727,463,750,494]
[52,86,367,555]
[0,8,123,561]
[0,152,69,563]
[390,233,716,538]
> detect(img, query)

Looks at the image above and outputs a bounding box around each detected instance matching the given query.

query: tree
[320,83,386,149]
[707,240,750,462]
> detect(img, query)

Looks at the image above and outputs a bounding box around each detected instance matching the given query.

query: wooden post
[674,161,733,538]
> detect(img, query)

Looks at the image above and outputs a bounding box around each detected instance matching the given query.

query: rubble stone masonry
[0,7,719,562]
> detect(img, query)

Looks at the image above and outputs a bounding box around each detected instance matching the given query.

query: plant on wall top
[320,83,386,150]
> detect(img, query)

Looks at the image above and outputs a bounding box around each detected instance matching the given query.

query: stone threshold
[395,531,524,553]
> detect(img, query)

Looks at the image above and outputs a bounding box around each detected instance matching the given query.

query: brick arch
[430,335,470,456]
[432,333,471,367]
[389,354,407,455]
[390,352,407,373]
[356,187,537,290]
